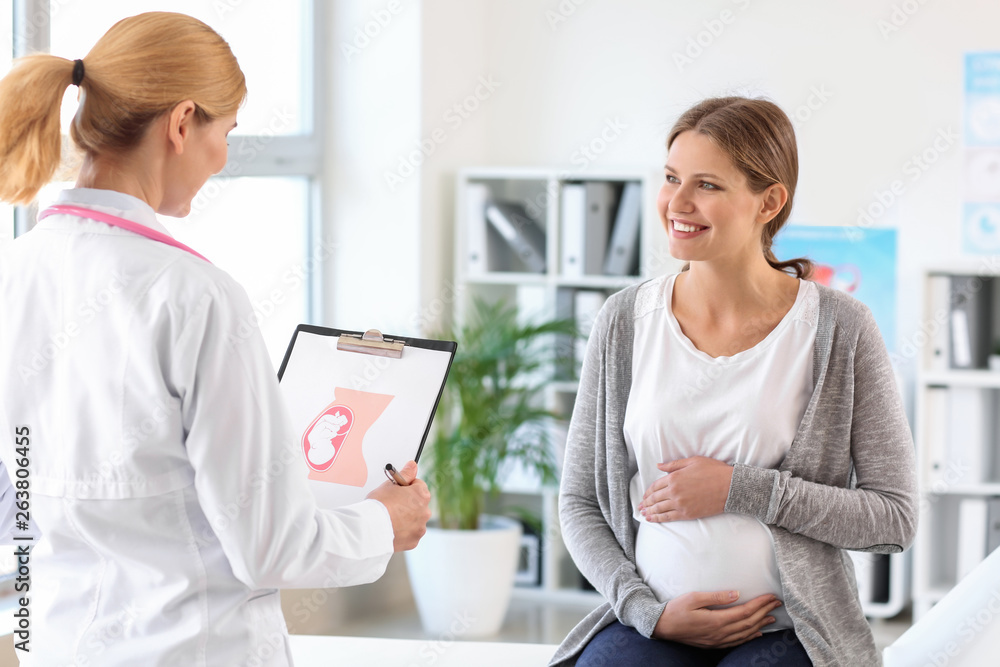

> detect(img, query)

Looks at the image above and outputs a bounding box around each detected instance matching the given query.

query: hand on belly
[634,515,794,633]
[638,455,734,522]
[653,590,784,648]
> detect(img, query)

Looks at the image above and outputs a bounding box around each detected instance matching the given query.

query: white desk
[289,635,558,667]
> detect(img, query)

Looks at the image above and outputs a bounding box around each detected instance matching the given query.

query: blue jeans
[576,621,813,667]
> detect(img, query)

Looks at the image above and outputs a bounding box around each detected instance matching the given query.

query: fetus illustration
[301,387,394,487]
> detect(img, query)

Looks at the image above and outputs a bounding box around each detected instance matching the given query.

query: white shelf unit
[454,167,665,606]
[912,265,1000,620]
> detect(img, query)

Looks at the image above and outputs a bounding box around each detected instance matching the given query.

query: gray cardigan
[551,277,918,667]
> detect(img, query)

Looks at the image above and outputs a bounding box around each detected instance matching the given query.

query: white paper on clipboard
[277,326,456,509]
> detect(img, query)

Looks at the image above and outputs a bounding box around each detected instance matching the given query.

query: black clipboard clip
[336,329,406,359]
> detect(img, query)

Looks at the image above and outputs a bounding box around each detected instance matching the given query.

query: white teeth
[673,220,707,233]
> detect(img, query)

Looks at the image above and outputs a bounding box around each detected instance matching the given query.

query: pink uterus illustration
[301,387,394,488]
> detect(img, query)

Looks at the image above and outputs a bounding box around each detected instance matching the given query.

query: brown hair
[667,96,813,279]
[0,12,247,204]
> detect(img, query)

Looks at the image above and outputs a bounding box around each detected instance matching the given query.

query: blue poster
[964,54,1000,254]
[965,53,1000,147]
[963,202,1000,253]
[772,226,897,353]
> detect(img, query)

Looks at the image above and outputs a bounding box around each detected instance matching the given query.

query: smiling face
[160,112,237,217]
[658,130,782,267]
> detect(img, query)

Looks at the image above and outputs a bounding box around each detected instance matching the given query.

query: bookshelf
[912,264,1000,619]
[454,166,666,605]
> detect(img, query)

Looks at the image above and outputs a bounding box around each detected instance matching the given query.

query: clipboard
[277,325,457,509]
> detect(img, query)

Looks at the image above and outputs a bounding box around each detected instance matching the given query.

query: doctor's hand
[653,591,783,648]
[638,456,733,522]
[366,461,431,552]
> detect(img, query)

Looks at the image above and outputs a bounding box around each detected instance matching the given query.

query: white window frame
[11,0,327,323]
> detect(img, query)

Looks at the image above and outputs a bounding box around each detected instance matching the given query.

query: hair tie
[72,59,85,86]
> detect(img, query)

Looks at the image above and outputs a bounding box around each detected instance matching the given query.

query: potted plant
[405,296,578,637]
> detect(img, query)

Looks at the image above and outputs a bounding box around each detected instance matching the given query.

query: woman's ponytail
[0,12,246,206]
[0,55,79,204]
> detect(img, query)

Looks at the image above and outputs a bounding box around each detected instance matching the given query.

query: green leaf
[425,296,578,530]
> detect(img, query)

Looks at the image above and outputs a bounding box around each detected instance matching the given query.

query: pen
[384,463,411,486]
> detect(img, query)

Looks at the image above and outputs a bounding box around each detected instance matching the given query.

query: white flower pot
[404,515,522,638]
[989,355,1000,372]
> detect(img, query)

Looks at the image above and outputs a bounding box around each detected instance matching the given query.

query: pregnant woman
[550,97,917,667]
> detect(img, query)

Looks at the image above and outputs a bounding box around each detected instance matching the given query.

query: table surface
[289,635,559,667]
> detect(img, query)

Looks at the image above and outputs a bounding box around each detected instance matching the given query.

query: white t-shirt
[624,273,819,630]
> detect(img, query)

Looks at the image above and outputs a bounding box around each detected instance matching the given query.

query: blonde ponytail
[0,12,246,205]
[0,55,78,204]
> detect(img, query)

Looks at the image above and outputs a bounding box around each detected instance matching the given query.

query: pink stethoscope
[38,204,212,264]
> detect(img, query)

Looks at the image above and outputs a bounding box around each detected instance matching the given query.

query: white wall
[322,0,422,333]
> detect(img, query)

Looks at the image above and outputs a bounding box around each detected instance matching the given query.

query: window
[0,0,12,250]
[12,0,324,367]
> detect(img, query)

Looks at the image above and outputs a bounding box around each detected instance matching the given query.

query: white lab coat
[0,188,395,666]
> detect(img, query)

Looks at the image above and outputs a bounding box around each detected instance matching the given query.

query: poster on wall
[963,52,1000,254]
[772,225,897,354]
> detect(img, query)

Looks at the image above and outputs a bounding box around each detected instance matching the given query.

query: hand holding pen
[385,463,410,486]
[366,460,431,551]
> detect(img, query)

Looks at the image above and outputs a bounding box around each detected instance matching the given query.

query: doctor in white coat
[0,12,431,666]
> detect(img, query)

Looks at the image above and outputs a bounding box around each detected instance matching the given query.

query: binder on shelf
[553,288,576,381]
[517,285,549,389]
[987,497,1000,554]
[582,182,616,275]
[848,551,876,606]
[957,497,990,581]
[514,524,541,587]
[465,183,491,275]
[946,387,990,486]
[560,183,586,277]
[949,276,993,369]
[603,181,642,276]
[923,386,949,487]
[928,275,951,372]
[574,290,607,372]
[485,201,547,273]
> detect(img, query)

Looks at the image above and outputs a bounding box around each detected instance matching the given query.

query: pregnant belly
[635,514,794,630]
